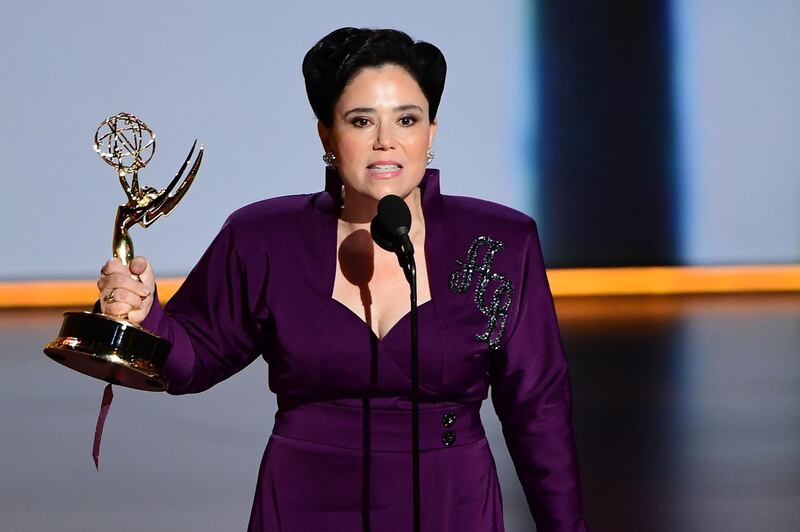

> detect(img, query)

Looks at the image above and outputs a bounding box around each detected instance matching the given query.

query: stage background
[0,0,535,280]
[1,1,798,281]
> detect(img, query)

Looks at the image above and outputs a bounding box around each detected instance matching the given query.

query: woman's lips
[367,162,402,179]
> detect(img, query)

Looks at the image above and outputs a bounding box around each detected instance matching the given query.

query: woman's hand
[97,256,155,326]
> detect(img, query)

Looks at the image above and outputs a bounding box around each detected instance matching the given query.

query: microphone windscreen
[376,194,412,232]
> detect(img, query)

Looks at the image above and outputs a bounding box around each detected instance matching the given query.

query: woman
[97,27,588,532]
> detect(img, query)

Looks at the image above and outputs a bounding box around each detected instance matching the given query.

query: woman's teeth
[369,164,400,171]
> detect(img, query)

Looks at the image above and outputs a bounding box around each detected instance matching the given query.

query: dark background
[536,1,678,267]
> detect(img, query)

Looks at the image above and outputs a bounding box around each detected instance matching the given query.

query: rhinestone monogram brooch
[449,236,514,350]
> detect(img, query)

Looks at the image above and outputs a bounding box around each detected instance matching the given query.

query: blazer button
[442,411,457,428]
[442,430,456,446]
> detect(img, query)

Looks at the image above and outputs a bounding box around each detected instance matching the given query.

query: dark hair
[302,27,447,127]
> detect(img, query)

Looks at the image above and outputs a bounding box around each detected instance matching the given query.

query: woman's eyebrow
[395,104,423,113]
[344,107,375,117]
[343,104,423,117]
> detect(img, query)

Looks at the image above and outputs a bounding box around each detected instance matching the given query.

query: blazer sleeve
[140,215,269,395]
[489,219,588,531]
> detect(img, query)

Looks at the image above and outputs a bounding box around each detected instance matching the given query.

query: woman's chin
[373,184,416,201]
[343,174,423,205]
[369,173,424,198]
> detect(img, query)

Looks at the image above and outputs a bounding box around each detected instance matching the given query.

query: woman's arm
[490,219,588,531]
[139,215,269,395]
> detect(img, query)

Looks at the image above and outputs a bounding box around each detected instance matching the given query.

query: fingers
[102,287,146,317]
[129,256,149,276]
[99,257,149,278]
[98,258,151,295]
[98,272,151,298]
[100,257,127,276]
[130,256,155,295]
[97,257,155,319]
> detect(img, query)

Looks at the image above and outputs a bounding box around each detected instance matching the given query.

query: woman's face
[319,64,437,204]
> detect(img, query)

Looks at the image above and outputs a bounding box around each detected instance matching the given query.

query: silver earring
[426,148,435,165]
[323,152,336,167]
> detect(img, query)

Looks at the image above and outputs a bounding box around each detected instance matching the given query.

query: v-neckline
[327,220,434,342]
[317,168,448,343]
[327,297,434,343]
[318,167,447,345]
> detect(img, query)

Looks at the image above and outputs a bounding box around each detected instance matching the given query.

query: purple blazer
[141,169,588,531]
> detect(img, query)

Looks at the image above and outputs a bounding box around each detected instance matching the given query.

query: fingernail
[144,289,150,296]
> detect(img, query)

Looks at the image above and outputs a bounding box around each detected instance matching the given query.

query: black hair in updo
[302,27,447,127]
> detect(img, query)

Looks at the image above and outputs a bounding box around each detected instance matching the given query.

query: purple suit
[141,169,588,531]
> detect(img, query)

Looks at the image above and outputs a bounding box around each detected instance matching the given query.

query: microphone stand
[403,255,421,532]
[370,193,421,532]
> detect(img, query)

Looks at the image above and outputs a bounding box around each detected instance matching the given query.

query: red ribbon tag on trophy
[92,384,114,469]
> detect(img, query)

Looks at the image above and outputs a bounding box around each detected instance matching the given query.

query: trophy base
[44,311,171,392]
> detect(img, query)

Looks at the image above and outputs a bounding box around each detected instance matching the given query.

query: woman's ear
[317,121,332,152]
[428,119,438,147]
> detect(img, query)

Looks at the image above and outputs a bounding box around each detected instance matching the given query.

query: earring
[323,152,337,167]
[426,148,435,165]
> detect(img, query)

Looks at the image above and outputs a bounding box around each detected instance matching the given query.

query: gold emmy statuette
[43,112,203,391]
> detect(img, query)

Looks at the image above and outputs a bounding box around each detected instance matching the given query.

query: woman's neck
[339,186,425,237]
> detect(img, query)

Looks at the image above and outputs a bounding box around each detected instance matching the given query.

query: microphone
[370,194,415,262]
[371,193,422,532]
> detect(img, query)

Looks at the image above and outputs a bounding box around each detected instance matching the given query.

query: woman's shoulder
[440,193,538,236]
[222,192,322,232]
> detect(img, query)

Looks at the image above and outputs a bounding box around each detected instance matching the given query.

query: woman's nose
[373,123,395,150]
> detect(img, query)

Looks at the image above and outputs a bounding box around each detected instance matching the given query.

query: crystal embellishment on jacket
[448,235,514,350]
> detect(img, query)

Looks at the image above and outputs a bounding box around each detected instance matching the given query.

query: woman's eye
[399,116,418,126]
[351,118,371,128]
